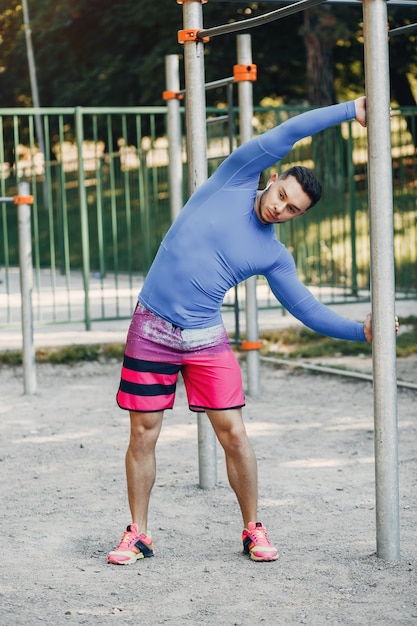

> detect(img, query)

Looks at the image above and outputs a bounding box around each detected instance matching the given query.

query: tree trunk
[303,10,337,107]
[303,10,341,194]
[390,66,417,147]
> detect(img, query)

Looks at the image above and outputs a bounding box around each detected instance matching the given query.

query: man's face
[256,174,312,224]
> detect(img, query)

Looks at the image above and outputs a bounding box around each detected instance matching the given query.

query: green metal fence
[0,106,176,328]
[0,105,416,332]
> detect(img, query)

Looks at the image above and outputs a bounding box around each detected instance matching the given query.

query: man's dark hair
[279,166,322,209]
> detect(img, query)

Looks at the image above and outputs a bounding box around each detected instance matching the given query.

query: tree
[388,7,417,145]
[1,0,417,112]
[0,1,30,107]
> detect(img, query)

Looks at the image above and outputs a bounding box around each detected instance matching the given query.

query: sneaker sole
[247,551,279,562]
[107,549,154,565]
[243,539,278,562]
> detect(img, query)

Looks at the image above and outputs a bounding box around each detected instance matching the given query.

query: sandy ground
[1,355,416,626]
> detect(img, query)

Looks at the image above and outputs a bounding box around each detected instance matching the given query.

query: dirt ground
[1,355,416,626]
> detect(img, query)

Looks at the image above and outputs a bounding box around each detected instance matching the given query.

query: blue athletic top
[139,100,366,342]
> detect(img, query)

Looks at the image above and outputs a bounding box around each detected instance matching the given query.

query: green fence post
[348,122,358,297]
[75,107,91,330]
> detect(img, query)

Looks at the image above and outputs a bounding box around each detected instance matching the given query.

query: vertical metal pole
[17,182,37,395]
[165,55,184,222]
[237,34,260,397]
[226,82,241,344]
[183,2,209,191]
[182,0,217,489]
[21,0,48,212]
[21,0,43,156]
[362,0,400,561]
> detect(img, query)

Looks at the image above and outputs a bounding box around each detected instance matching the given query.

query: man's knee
[206,409,248,452]
[129,411,163,447]
[219,423,250,457]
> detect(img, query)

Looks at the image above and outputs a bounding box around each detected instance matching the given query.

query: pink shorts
[117,303,245,413]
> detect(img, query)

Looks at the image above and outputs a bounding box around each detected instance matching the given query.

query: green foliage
[38,344,102,363]
[36,343,125,364]
[1,1,416,109]
[0,342,125,365]
[0,350,23,366]
[396,316,417,356]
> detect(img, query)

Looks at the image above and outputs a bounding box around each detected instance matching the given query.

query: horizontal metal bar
[0,197,15,203]
[199,0,325,39]
[260,356,417,391]
[178,76,235,97]
[209,0,417,4]
[389,22,417,37]
[207,154,230,161]
[0,106,168,115]
[204,77,235,91]
[206,115,230,124]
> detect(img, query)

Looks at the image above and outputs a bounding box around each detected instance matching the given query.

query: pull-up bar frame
[389,22,417,37]
[176,0,404,561]
[198,0,325,38]
[363,0,400,562]
[1,183,36,395]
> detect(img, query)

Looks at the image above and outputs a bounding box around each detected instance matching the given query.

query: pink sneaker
[242,521,278,562]
[107,524,154,565]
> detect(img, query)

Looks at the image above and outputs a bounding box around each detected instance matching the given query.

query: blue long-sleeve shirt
[139,100,366,342]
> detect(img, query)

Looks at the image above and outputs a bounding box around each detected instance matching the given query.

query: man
[108,97,370,565]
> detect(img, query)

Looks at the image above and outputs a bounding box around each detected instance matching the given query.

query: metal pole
[226,83,241,345]
[21,0,43,151]
[237,34,261,397]
[182,0,217,489]
[165,55,184,222]
[17,182,37,395]
[21,0,48,212]
[199,0,325,39]
[389,22,417,37]
[178,77,235,98]
[362,0,400,561]
[183,1,209,192]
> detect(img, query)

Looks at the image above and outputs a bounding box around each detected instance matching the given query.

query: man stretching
[108,97,370,564]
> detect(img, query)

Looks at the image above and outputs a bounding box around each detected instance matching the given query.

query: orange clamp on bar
[233,64,257,82]
[13,195,34,205]
[178,29,209,44]
[240,340,263,351]
[162,91,184,101]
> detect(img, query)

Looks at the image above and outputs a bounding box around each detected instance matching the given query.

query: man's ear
[266,172,278,189]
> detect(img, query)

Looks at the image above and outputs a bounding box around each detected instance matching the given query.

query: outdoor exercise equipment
[389,21,417,36]
[171,0,409,561]
[164,32,257,488]
[1,183,36,395]
[362,0,399,562]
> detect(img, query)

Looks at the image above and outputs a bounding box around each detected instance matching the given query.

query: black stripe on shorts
[123,354,181,375]
[119,380,177,397]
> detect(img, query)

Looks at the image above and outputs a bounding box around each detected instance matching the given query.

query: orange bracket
[178,29,209,44]
[13,195,34,205]
[240,340,263,351]
[233,64,257,82]
[162,90,184,101]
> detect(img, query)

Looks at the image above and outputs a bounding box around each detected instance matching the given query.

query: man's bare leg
[205,408,258,527]
[107,410,164,564]
[205,408,278,561]
[125,410,164,532]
